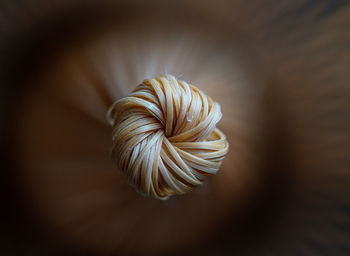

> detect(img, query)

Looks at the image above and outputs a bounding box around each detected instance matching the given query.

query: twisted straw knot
[107,75,229,200]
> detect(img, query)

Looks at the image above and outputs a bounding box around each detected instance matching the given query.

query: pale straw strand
[107,75,229,200]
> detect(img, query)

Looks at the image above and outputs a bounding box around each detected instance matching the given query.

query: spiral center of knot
[107,75,229,199]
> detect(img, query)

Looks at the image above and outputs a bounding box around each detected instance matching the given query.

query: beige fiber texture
[107,75,229,199]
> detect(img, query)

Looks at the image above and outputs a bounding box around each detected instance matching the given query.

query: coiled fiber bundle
[107,75,229,199]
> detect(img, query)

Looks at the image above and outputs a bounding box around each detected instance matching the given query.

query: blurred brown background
[0,1,350,255]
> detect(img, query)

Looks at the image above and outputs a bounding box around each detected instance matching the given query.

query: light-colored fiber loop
[107,75,229,200]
